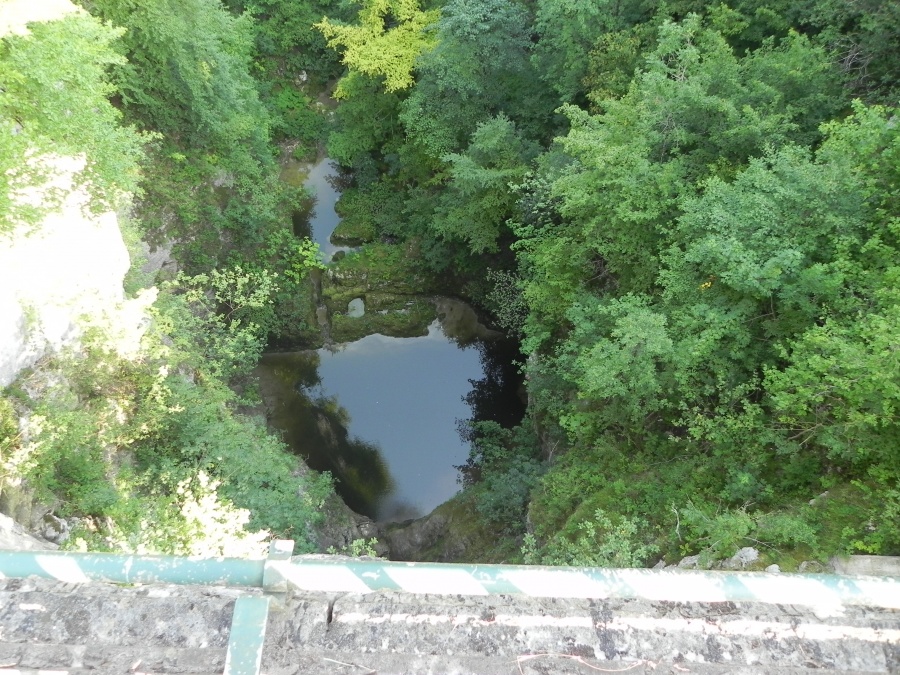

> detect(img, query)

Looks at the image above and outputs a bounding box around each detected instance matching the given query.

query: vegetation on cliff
[2,0,899,565]
[316,0,900,566]
[0,2,332,554]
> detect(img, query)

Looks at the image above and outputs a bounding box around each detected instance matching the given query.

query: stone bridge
[0,542,897,675]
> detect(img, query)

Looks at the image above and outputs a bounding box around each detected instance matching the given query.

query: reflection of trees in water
[293,161,350,240]
[379,500,420,523]
[328,164,353,193]
[461,339,526,429]
[291,201,314,238]
[456,338,527,485]
[265,351,321,390]
[309,392,393,518]
[314,393,351,430]
[256,352,393,519]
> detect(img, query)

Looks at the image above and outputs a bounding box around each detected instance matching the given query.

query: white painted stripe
[489,614,594,629]
[384,566,490,596]
[619,570,732,603]
[276,563,372,593]
[332,610,899,644]
[33,554,90,583]
[336,612,464,626]
[500,569,611,598]
[334,611,594,629]
[737,574,845,612]
[610,616,900,644]
[848,577,900,610]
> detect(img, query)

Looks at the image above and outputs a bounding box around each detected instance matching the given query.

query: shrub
[523,509,658,568]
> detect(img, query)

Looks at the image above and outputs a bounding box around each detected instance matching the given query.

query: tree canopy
[5,0,899,564]
[0,12,146,231]
[317,0,900,564]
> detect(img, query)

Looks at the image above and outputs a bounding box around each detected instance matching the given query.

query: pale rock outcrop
[0,512,55,550]
[0,157,152,387]
[0,0,80,37]
[0,3,154,388]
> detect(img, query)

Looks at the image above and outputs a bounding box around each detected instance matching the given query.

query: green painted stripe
[224,596,271,675]
[0,546,898,610]
[352,563,404,592]
[0,550,265,587]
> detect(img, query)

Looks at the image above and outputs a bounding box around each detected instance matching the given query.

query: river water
[281,156,348,261]
[259,157,524,522]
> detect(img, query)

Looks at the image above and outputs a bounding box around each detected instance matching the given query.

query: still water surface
[257,326,494,521]
[261,156,523,521]
[281,156,347,260]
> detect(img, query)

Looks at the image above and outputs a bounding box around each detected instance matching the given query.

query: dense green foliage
[3,278,332,553]
[1,5,332,554]
[4,0,899,565]
[76,0,329,344]
[0,13,146,232]
[317,0,900,565]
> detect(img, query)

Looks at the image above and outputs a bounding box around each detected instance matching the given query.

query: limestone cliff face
[0,157,135,387]
[0,0,80,37]
[0,1,143,389]
[0,156,158,535]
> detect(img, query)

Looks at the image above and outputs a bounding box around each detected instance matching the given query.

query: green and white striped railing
[264,555,900,609]
[1,542,897,609]
[1,540,899,675]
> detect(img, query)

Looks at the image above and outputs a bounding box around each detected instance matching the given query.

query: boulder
[722,546,759,570]
[677,554,702,569]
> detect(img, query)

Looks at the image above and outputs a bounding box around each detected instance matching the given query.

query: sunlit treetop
[0,12,147,233]
[316,0,439,93]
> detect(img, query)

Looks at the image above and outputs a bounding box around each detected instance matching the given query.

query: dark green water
[257,326,525,521]
[263,157,525,521]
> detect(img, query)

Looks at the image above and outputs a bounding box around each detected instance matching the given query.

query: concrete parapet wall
[831,555,900,577]
[0,575,897,674]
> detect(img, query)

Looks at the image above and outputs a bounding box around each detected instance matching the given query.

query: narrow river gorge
[255,156,524,527]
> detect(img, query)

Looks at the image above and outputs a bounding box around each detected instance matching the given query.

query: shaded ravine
[281,155,349,261]
[259,156,525,527]
[256,320,501,521]
[281,155,346,343]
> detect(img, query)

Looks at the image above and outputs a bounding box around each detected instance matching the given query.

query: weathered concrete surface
[0,578,237,673]
[262,591,899,674]
[832,556,900,577]
[0,576,896,674]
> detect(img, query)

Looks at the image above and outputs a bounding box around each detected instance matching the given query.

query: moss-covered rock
[330,218,377,247]
[322,242,439,342]
[331,298,435,343]
[324,242,431,296]
[380,489,521,563]
[332,183,392,247]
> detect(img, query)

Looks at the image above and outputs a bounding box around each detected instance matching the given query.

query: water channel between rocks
[281,155,348,261]
[259,156,524,522]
